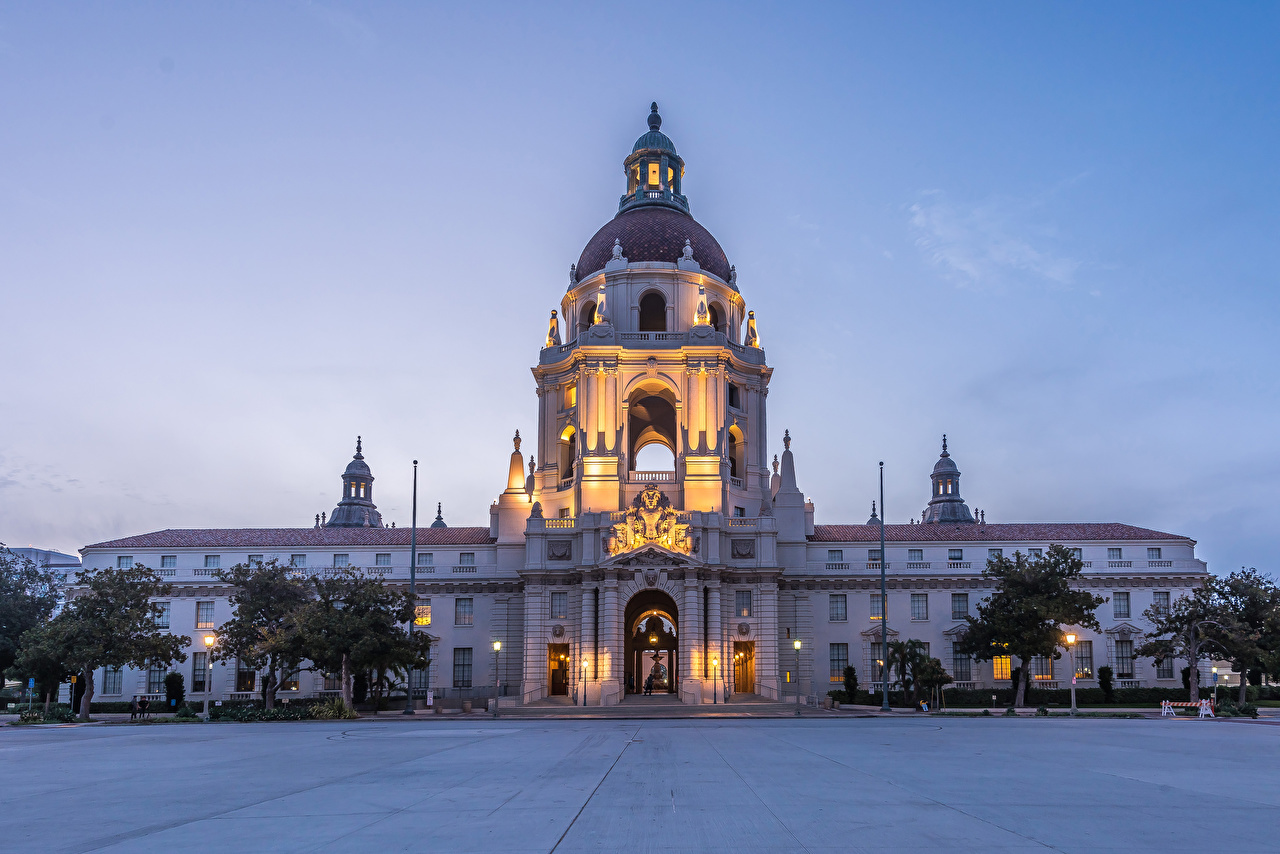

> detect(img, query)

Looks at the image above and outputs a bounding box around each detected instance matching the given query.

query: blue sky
[1,3,1276,574]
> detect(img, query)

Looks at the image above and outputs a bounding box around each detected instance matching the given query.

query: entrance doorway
[548,643,570,696]
[624,589,679,695]
[733,641,755,695]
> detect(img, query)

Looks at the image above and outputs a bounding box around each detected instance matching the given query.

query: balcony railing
[1148,560,1172,567]
[948,561,972,569]
[544,518,576,529]
[950,681,977,691]
[866,561,883,571]
[729,476,743,488]
[728,518,756,528]
[1109,560,1132,568]
[157,569,176,577]
[1118,679,1140,689]
[905,561,931,570]
[630,471,674,482]
[559,476,574,490]
[825,562,850,572]
[452,565,478,574]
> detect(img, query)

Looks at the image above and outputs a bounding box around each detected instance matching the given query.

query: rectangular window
[870,593,884,621]
[196,601,214,629]
[160,555,177,568]
[992,655,1012,681]
[827,549,844,562]
[951,593,969,620]
[1108,547,1123,561]
[154,601,171,630]
[550,592,568,620]
[1148,547,1162,561]
[103,667,123,695]
[248,554,263,566]
[375,553,391,566]
[1113,591,1130,619]
[333,554,349,568]
[910,593,929,621]
[453,648,473,688]
[323,671,342,692]
[1156,657,1174,679]
[733,506,746,517]
[950,650,971,681]
[1070,548,1083,560]
[558,507,571,518]
[647,161,660,186]
[988,549,1003,560]
[563,383,576,408]
[415,598,431,627]
[1153,591,1170,616]
[908,549,923,562]
[290,554,307,568]
[948,549,964,561]
[455,598,474,626]
[727,384,741,409]
[1074,640,1094,678]
[868,549,882,562]
[829,594,847,622]
[191,653,208,693]
[829,643,849,681]
[280,669,299,692]
[204,555,220,569]
[147,666,166,695]
[735,590,752,618]
[1114,639,1135,679]
[460,552,476,566]
[117,556,133,569]
[417,552,434,566]
[1028,548,1043,558]
[1030,655,1054,681]
[236,660,256,692]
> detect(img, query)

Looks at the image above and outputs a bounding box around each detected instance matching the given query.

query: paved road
[1,717,1275,853]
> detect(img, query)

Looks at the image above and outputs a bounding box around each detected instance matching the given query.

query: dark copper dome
[575,206,731,284]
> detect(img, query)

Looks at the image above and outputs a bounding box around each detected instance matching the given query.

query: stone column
[600,578,621,703]
[605,369,617,452]
[680,578,699,701]
[521,585,547,702]
[708,582,722,691]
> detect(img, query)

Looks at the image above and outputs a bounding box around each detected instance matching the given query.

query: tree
[49,564,190,720]
[887,639,929,706]
[914,656,954,707]
[0,545,62,679]
[1138,580,1233,703]
[296,571,419,708]
[210,560,309,710]
[1215,568,1280,703]
[955,545,1106,707]
[10,621,74,715]
[842,664,858,700]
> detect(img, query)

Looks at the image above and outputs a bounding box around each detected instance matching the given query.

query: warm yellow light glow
[493,641,501,652]
[203,635,215,648]
[582,660,588,669]
[649,633,658,646]
[414,604,431,626]
[712,658,718,667]
[648,162,660,185]
[1212,667,1218,674]
[793,639,802,650]
[1065,633,1077,645]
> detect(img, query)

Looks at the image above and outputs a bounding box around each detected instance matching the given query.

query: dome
[576,206,732,284]
[344,457,372,478]
[932,455,958,474]
[633,129,676,154]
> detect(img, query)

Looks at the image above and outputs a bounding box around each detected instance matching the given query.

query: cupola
[326,436,384,528]
[921,434,975,524]
[619,102,689,215]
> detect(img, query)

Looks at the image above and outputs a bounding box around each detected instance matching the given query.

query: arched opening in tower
[578,300,596,337]
[638,292,667,332]
[627,392,677,472]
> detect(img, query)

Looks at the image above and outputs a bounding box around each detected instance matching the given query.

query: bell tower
[526,104,774,519]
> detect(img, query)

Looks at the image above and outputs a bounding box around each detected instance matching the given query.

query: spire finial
[648,101,661,131]
[941,433,948,455]
[529,456,535,475]
[872,500,877,516]
[783,429,791,451]
[772,454,779,474]
[355,435,363,457]
[513,429,521,452]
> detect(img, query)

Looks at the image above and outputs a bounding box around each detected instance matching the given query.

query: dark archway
[624,589,679,695]
[628,394,677,470]
[638,292,666,332]
[708,302,723,334]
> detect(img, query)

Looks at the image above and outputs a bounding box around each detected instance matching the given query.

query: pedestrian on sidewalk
[130,696,139,721]
[139,697,150,721]
[644,675,653,696]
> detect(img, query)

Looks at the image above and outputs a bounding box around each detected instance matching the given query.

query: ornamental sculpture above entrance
[604,484,695,555]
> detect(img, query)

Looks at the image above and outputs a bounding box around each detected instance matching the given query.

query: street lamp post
[492,640,501,718]
[712,657,718,704]
[582,659,589,706]
[404,460,419,716]
[1212,666,1219,707]
[1065,633,1078,716]
[793,638,802,716]
[202,635,215,718]
[879,461,890,712]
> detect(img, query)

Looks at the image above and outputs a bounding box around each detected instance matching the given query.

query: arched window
[708,303,723,333]
[560,428,577,480]
[639,292,666,332]
[727,433,739,478]
[578,301,596,337]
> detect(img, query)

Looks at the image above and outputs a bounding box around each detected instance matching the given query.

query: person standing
[130,696,139,722]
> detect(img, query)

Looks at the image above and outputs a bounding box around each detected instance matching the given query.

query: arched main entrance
[624,589,679,695]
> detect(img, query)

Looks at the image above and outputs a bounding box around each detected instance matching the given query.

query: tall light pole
[582,659,589,706]
[712,657,719,704]
[793,638,802,715]
[492,640,501,718]
[202,635,215,719]
[879,461,890,712]
[404,460,419,716]
[1065,633,1078,716]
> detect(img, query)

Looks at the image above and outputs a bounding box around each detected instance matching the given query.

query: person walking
[139,697,150,721]
[644,675,653,696]
[130,696,139,722]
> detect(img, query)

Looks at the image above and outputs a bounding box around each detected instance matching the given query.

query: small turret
[921,434,975,524]
[326,437,384,528]
[430,502,448,528]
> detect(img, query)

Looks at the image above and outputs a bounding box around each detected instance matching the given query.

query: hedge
[828,684,1280,708]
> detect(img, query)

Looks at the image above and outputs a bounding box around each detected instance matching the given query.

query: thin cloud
[909,190,1080,289]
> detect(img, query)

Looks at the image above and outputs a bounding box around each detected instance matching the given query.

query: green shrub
[981,708,991,716]
[164,672,185,710]
[175,705,199,720]
[312,698,359,720]
[843,665,858,699]
[1098,666,1114,703]
[1003,707,1017,716]
[43,705,75,723]
[1036,706,1049,716]
[18,710,44,724]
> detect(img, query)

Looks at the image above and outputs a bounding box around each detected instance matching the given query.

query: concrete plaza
[1,716,1275,853]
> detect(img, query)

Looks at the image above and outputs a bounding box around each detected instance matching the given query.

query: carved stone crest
[737,622,751,637]
[547,539,572,561]
[731,538,756,559]
[552,624,565,638]
[644,570,659,587]
[603,485,693,556]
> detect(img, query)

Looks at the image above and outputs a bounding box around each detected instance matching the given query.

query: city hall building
[79,105,1209,707]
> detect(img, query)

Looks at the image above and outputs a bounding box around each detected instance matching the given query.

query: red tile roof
[83,528,496,551]
[810,522,1191,544]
